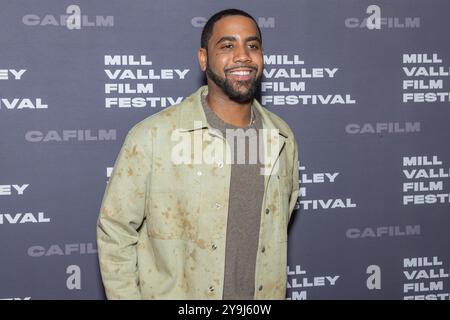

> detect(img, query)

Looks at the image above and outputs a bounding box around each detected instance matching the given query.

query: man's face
[199,15,263,103]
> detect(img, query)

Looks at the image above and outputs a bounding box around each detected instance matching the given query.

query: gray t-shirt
[201,94,265,300]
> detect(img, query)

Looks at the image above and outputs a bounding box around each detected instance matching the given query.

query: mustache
[224,65,258,73]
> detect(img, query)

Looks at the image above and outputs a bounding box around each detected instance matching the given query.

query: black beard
[206,62,261,103]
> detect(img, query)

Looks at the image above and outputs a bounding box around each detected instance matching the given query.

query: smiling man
[97,8,299,300]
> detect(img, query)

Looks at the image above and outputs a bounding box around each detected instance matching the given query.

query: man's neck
[206,86,253,128]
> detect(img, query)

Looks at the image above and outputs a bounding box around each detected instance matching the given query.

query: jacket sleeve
[96,129,151,299]
[288,138,299,220]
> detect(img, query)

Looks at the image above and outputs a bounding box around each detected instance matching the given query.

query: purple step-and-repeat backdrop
[1,0,450,300]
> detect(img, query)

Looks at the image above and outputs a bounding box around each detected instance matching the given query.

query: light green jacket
[97,86,299,299]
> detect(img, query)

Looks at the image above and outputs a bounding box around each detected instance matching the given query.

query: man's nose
[233,45,251,63]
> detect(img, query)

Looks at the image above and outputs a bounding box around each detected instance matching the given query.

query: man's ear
[198,48,207,72]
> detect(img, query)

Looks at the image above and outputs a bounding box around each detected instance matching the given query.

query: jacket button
[215,202,222,209]
[211,244,217,250]
[261,246,265,253]
[197,171,202,176]
[258,285,263,291]
[209,286,215,292]
[217,162,224,168]
[265,208,270,214]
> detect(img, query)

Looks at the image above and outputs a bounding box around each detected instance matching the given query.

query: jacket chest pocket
[277,150,292,194]
[146,166,201,241]
[146,190,200,241]
[276,152,292,241]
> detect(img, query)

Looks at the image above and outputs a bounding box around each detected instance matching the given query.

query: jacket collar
[179,86,288,139]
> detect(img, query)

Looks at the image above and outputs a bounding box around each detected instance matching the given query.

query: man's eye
[221,44,233,49]
[249,44,260,49]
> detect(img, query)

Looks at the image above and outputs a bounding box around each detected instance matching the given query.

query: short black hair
[201,9,262,50]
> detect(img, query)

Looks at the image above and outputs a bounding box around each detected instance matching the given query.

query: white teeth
[230,70,250,76]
